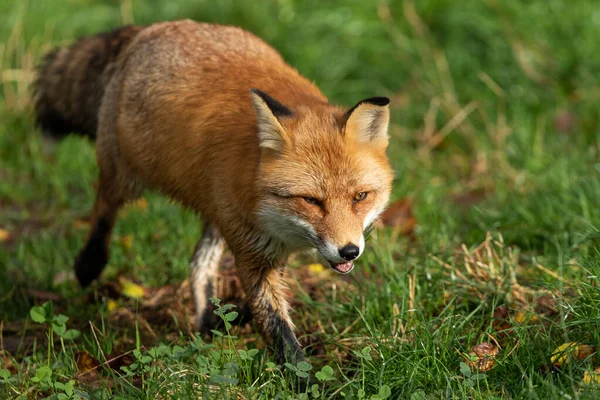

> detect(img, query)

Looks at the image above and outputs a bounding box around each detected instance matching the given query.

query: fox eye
[354,192,368,202]
[303,196,321,206]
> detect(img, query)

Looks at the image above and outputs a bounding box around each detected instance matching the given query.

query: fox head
[251,89,393,273]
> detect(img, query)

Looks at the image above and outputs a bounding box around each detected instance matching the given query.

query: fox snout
[315,234,366,274]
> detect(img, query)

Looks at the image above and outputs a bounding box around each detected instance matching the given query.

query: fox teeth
[331,261,354,274]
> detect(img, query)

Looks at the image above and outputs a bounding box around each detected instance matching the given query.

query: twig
[535,263,570,284]
[89,321,107,363]
[78,349,136,377]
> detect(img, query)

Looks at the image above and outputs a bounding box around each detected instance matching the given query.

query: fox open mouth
[329,261,354,274]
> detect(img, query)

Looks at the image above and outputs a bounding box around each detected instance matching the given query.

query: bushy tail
[33,25,143,139]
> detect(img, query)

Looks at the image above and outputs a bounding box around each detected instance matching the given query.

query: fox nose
[338,244,359,261]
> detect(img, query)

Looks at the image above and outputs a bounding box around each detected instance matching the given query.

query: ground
[1,0,599,399]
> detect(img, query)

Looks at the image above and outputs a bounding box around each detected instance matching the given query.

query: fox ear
[343,97,390,148]
[250,89,292,152]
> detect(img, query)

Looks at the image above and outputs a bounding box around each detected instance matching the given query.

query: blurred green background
[1,0,600,398]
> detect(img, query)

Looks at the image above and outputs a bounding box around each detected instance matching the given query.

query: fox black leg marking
[265,302,305,365]
[74,183,124,287]
[245,266,312,391]
[75,217,112,287]
[236,260,305,364]
[190,223,225,331]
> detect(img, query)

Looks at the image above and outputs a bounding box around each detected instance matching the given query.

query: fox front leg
[190,222,226,332]
[236,254,305,365]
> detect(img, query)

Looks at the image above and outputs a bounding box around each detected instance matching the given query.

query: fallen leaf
[514,311,539,325]
[107,300,119,312]
[0,228,11,242]
[466,342,499,372]
[582,367,600,385]
[551,342,596,367]
[514,311,526,324]
[74,350,110,389]
[119,235,134,250]
[75,350,100,373]
[26,288,61,302]
[1,350,18,374]
[493,306,510,321]
[492,306,513,338]
[118,278,148,299]
[378,198,416,235]
[307,263,326,274]
[535,293,557,317]
[452,188,489,208]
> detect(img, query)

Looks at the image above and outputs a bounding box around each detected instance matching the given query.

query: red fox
[34,20,393,367]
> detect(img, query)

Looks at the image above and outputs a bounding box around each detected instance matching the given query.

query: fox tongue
[332,261,354,274]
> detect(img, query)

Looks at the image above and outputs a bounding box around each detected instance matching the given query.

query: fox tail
[33,25,142,139]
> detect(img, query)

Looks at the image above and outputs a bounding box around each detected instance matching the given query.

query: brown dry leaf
[378,198,416,235]
[551,342,596,367]
[493,306,509,320]
[1,350,18,374]
[452,188,489,208]
[26,288,62,302]
[535,293,557,317]
[75,350,100,373]
[582,367,600,385]
[119,235,134,250]
[492,306,513,338]
[0,228,11,242]
[466,342,499,372]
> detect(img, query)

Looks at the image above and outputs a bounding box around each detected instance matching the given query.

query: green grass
[1,0,600,398]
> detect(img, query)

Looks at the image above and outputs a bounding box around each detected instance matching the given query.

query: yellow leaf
[514,311,539,324]
[514,311,526,324]
[119,278,146,299]
[551,342,595,366]
[0,228,10,242]
[107,300,119,312]
[582,367,600,385]
[307,263,325,274]
[119,235,134,250]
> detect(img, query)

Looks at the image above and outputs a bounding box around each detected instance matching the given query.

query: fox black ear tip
[250,88,265,97]
[366,97,390,106]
